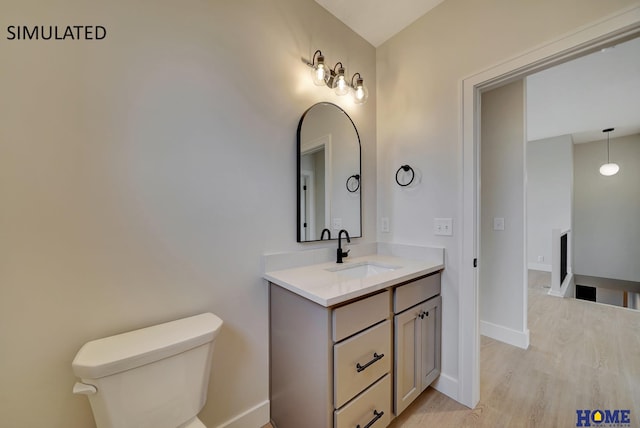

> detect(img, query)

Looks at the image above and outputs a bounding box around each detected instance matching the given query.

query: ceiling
[315,2,640,144]
[314,0,445,47]
[527,36,640,144]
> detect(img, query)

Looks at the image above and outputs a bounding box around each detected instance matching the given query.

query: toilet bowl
[72,313,223,428]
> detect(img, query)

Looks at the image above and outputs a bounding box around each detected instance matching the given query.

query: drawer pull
[356,352,384,373]
[356,410,384,428]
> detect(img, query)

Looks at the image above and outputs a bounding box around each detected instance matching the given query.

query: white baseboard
[215,400,269,428]
[480,320,530,349]
[528,262,551,272]
[548,272,574,298]
[431,372,458,403]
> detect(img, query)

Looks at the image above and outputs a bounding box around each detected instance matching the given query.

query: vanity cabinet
[393,273,442,415]
[269,285,391,428]
[268,269,441,428]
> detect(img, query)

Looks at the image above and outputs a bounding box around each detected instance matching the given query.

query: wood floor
[265,270,640,427]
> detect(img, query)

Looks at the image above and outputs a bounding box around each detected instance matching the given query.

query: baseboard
[480,320,530,349]
[528,262,551,272]
[431,372,458,402]
[215,400,269,428]
[548,272,574,298]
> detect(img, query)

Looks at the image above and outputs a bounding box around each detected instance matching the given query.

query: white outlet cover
[332,218,342,229]
[493,217,505,231]
[381,217,390,233]
[434,218,453,236]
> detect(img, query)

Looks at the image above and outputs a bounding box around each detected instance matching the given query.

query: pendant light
[599,128,619,176]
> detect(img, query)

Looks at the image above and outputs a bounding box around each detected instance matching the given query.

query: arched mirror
[297,102,361,242]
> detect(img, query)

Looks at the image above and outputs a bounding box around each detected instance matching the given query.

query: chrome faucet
[337,229,350,263]
[320,228,331,240]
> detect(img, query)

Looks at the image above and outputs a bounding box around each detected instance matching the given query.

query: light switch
[493,217,505,231]
[434,218,453,236]
[381,217,390,233]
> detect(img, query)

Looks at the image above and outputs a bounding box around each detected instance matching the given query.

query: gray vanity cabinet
[269,270,442,428]
[269,284,391,428]
[393,273,442,415]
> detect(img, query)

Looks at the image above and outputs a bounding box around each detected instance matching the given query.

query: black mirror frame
[296,102,362,242]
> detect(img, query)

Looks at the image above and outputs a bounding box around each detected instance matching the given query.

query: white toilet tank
[72,313,223,428]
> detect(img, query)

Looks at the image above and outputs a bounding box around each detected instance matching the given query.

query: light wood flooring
[265,270,640,427]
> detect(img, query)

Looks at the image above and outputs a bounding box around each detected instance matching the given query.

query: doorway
[459,9,640,408]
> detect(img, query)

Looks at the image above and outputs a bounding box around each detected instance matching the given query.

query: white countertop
[264,253,444,307]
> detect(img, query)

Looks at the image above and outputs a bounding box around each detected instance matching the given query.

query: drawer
[394,273,441,314]
[334,320,391,408]
[333,290,390,342]
[335,374,391,428]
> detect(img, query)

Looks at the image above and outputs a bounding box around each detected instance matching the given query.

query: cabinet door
[420,296,442,388]
[394,305,422,415]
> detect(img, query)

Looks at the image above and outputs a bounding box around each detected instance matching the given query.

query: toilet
[72,313,223,428]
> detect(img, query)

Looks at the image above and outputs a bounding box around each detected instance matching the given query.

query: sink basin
[327,261,400,279]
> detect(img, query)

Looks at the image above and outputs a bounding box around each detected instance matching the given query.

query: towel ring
[346,174,360,192]
[395,165,414,187]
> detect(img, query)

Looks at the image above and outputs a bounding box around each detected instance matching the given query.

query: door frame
[300,169,315,240]
[459,5,640,408]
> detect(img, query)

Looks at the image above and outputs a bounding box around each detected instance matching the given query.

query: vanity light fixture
[599,127,619,176]
[305,50,368,104]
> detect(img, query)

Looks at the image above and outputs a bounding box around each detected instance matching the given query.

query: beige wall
[0,1,376,427]
[527,135,574,271]
[480,80,526,335]
[573,134,640,282]
[377,0,639,389]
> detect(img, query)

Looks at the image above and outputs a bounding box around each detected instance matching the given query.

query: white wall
[0,1,376,427]
[376,0,638,399]
[573,133,640,281]
[526,135,574,271]
[479,80,528,343]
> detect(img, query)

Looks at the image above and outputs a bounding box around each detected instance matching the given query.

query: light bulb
[599,163,619,176]
[334,74,348,96]
[352,78,368,104]
[311,63,326,86]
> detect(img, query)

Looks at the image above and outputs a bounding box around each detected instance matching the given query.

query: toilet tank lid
[72,313,223,379]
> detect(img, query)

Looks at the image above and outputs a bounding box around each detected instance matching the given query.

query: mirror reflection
[297,103,361,242]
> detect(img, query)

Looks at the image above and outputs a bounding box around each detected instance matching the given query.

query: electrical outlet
[332,218,342,229]
[381,217,390,233]
[493,217,505,231]
[537,255,544,262]
[434,218,453,236]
